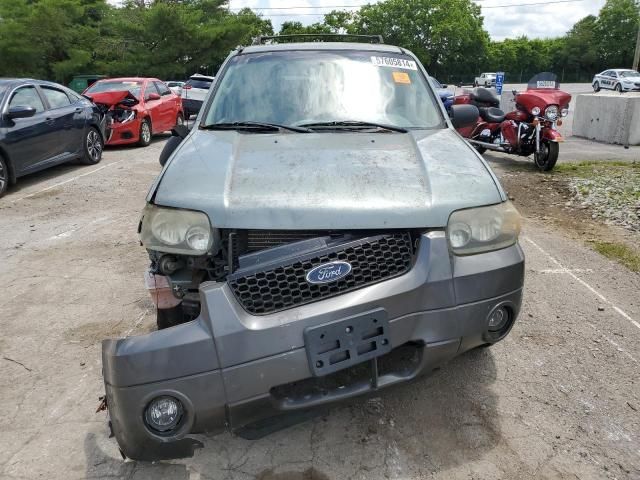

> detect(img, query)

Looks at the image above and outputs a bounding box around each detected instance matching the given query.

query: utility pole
[634,22,640,70]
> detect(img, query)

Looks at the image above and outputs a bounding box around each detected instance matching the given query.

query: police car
[592,69,640,92]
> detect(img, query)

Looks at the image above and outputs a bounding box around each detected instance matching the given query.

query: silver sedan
[592,69,640,92]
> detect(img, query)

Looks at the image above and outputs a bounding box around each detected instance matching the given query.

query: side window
[145,82,160,100]
[41,86,72,109]
[9,86,45,113]
[611,71,618,78]
[154,81,171,96]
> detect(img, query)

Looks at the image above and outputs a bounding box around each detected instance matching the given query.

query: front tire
[176,113,184,127]
[0,155,9,198]
[534,141,559,171]
[615,83,623,93]
[593,81,600,92]
[138,118,152,147]
[80,127,103,165]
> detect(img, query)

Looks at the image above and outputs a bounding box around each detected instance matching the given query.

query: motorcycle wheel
[593,81,600,92]
[474,145,487,154]
[534,141,559,171]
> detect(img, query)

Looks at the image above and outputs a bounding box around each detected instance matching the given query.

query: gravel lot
[1,136,639,480]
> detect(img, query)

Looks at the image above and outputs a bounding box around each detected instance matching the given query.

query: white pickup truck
[474,72,496,87]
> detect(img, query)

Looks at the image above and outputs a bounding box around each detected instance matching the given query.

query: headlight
[140,204,215,255]
[545,105,559,121]
[531,106,541,116]
[447,202,521,255]
[561,108,569,117]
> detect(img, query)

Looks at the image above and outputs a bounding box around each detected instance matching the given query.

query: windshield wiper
[298,120,408,133]
[200,121,312,133]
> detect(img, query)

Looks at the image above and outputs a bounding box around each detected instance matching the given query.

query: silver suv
[101,37,524,461]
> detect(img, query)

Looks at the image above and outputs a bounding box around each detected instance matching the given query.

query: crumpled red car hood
[85,90,140,107]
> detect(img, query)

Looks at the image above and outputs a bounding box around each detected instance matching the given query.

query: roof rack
[252,34,384,45]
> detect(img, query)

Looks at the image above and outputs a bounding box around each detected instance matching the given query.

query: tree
[349,0,489,77]
[0,0,108,82]
[596,0,640,67]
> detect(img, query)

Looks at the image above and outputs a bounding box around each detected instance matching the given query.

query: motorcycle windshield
[527,72,560,90]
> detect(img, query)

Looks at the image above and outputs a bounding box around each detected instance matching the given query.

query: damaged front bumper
[101,231,524,460]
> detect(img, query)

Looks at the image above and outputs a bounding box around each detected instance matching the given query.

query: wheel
[0,155,9,198]
[156,305,184,330]
[615,83,622,93]
[80,127,103,165]
[593,81,600,92]
[137,118,152,147]
[534,141,559,171]
[176,113,184,127]
[474,145,487,154]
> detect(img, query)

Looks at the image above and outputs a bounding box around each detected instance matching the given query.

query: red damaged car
[83,78,183,147]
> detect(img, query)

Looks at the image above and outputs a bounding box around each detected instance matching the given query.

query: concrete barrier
[573,92,640,145]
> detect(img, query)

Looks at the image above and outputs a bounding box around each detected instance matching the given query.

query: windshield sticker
[371,56,417,70]
[392,71,411,84]
[536,80,556,88]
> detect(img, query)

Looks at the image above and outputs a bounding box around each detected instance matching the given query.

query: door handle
[75,107,83,113]
[45,117,55,124]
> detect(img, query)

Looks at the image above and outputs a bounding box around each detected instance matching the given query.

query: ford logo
[305,261,352,284]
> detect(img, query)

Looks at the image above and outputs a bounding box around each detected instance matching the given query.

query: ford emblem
[305,261,352,284]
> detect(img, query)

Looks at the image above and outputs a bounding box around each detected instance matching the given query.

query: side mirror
[449,104,479,128]
[7,106,36,120]
[173,124,190,138]
[147,92,161,101]
[159,125,190,167]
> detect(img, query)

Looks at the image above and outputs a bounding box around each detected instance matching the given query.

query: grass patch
[554,161,639,176]
[590,241,640,272]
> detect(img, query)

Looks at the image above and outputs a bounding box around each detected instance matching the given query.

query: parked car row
[0,76,185,197]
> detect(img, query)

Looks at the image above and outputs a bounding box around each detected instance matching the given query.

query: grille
[228,232,413,315]
[245,230,326,252]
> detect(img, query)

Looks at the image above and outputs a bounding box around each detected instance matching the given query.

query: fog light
[144,396,183,433]
[488,306,509,331]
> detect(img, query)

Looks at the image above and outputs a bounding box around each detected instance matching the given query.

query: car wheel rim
[142,122,151,142]
[87,130,102,161]
[177,116,184,126]
[0,161,6,191]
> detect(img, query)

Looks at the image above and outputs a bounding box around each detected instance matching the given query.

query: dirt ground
[1,136,639,480]
[485,157,640,259]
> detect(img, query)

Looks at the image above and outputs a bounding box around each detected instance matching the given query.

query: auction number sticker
[371,56,417,70]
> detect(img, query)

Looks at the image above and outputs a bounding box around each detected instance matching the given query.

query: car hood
[621,75,640,82]
[84,90,139,108]
[151,129,504,229]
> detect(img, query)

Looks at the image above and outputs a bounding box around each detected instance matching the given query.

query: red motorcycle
[453,72,571,171]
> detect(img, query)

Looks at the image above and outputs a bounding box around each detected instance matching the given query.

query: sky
[227,0,608,40]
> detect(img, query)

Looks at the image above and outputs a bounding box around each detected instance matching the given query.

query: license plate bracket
[304,308,391,376]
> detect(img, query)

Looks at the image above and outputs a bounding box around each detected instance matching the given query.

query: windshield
[527,72,559,90]
[620,70,640,78]
[0,85,7,103]
[86,81,143,99]
[204,50,444,129]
